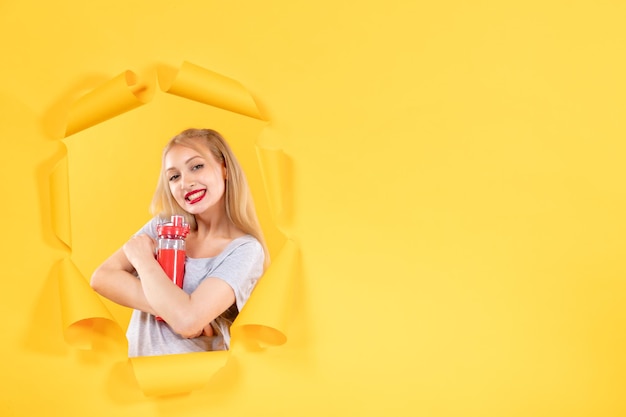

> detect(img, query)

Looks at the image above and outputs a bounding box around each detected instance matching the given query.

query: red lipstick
[185,189,206,204]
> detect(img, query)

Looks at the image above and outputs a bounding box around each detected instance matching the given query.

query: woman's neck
[194,200,245,238]
[186,209,244,258]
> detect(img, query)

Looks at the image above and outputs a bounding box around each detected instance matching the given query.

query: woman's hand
[180,323,214,339]
[202,323,214,337]
[122,234,156,268]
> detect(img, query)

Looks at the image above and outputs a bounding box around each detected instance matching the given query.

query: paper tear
[57,257,119,350]
[56,61,296,397]
[256,146,294,231]
[64,70,150,137]
[158,61,265,120]
[232,239,299,348]
[49,154,71,248]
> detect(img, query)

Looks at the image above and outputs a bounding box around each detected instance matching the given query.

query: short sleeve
[207,237,265,312]
[134,217,158,240]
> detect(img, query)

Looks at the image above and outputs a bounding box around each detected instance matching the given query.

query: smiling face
[164,144,227,216]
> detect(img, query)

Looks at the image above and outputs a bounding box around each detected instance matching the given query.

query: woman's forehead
[164,143,219,167]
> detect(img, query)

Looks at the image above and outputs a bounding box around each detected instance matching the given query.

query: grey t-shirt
[126,217,265,357]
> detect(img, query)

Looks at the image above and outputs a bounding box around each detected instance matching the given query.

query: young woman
[91,128,269,357]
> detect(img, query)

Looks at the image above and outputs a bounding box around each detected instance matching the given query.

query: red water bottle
[155,215,190,321]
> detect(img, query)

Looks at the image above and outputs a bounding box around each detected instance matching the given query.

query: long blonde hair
[151,128,269,268]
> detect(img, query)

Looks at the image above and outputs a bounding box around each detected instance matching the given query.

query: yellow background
[2,1,626,416]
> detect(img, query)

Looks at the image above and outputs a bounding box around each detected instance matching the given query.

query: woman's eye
[168,174,180,182]
[192,164,204,171]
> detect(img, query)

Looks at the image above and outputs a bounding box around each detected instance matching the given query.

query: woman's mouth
[184,189,206,204]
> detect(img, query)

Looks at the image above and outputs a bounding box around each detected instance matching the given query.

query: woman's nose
[181,175,194,189]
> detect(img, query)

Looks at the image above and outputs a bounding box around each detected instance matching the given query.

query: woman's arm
[121,234,232,338]
[90,243,157,316]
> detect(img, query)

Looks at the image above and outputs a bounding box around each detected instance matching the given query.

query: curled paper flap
[256,146,294,230]
[50,154,71,248]
[231,239,299,348]
[129,351,229,397]
[157,61,264,120]
[57,257,118,349]
[65,70,150,137]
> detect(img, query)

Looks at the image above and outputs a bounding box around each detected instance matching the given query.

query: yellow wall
[2,1,626,416]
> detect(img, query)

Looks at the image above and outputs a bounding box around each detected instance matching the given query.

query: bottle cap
[157,215,190,239]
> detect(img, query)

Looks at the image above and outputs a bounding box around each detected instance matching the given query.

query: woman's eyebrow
[165,156,203,172]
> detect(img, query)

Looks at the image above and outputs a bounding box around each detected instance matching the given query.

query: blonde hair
[151,128,269,268]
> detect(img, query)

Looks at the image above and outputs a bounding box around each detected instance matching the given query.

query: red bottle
[155,215,190,321]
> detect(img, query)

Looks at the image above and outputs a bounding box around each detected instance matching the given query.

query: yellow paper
[4,2,626,415]
[129,351,230,397]
[49,155,71,248]
[57,257,120,350]
[231,239,299,348]
[65,70,151,136]
[158,61,264,120]
[256,146,294,231]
